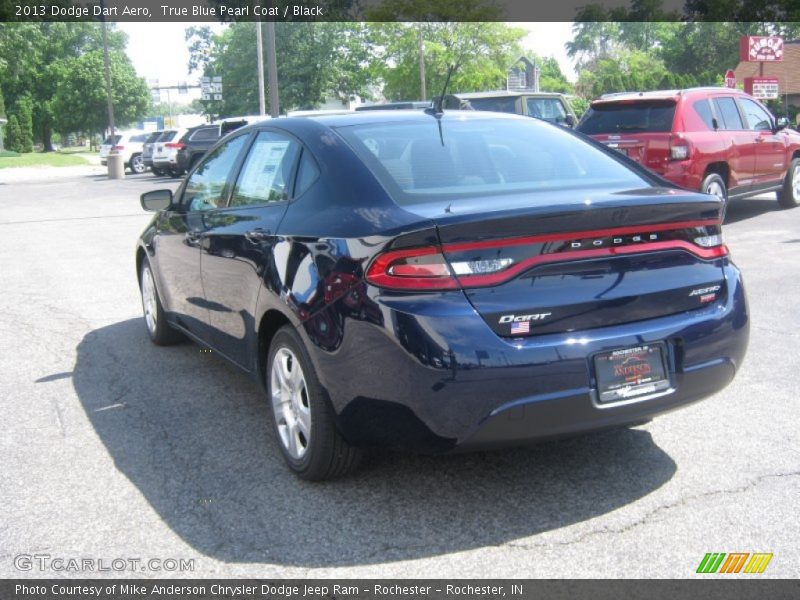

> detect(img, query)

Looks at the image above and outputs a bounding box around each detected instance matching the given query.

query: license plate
[594,344,670,403]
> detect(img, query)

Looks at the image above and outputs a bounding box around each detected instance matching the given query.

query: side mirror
[140,189,173,212]
[775,116,790,131]
[565,114,576,128]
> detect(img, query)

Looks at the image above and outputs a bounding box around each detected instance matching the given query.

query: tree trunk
[42,123,54,152]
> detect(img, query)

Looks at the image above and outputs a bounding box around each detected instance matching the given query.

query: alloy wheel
[141,265,157,336]
[270,347,311,460]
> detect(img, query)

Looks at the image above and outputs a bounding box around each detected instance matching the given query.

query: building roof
[734,40,800,95]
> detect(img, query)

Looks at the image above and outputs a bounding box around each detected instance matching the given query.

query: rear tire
[129,153,146,174]
[267,326,362,480]
[701,172,728,221]
[151,167,164,177]
[139,259,183,346]
[777,157,800,209]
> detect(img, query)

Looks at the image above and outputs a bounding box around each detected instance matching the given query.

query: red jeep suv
[577,88,800,214]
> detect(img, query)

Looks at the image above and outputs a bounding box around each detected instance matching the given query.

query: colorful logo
[696,552,773,574]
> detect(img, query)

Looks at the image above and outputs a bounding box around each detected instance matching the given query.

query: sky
[117,22,577,103]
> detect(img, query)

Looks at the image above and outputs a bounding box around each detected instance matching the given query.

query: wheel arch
[257,309,293,388]
[704,162,730,188]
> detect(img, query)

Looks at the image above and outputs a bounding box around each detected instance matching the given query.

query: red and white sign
[744,77,780,99]
[740,36,784,62]
[725,69,736,88]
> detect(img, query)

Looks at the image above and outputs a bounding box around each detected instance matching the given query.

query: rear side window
[230,131,301,206]
[578,101,676,134]
[465,96,519,114]
[739,98,773,131]
[294,150,320,197]
[692,99,715,130]
[190,127,219,142]
[338,118,647,205]
[103,135,121,145]
[526,98,567,123]
[145,132,161,144]
[131,134,148,143]
[712,97,744,130]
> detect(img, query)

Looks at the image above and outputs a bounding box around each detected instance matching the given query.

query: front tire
[701,172,728,221]
[139,259,183,345]
[129,153,146,174]
[267,326,361,480]
[777,157,800,208]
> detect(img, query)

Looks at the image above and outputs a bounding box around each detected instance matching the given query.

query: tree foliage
[0,23,150,149]
[5,115,22,153]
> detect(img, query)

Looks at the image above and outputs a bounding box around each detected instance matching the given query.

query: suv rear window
[337,118,646,205]
[190,127,220,141]
[145,132,162,144]
[156,130,177,142]
[103,135,121,145]
[464,97,518,114]
[578,101,676,134]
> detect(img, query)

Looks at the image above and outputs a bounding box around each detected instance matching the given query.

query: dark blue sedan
[136,111,749,480]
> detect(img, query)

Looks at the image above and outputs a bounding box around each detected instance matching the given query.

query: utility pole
[100,6,115,141]
[256,21,266,116]
[265,21,280,117]
[418,27,426,100]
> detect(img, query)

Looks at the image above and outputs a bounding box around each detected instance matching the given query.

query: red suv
[577,88,800,214]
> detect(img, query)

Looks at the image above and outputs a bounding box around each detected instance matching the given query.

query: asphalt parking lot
[1,167,798,578]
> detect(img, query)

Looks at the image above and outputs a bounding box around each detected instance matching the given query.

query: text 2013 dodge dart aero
[136,111,749,480]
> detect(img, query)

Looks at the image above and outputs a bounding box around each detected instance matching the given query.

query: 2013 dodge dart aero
[136,110,749,480]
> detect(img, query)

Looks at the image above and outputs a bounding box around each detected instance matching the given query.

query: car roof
[450,91,565,99]
[595,87,749,103]
[283,109,529,128]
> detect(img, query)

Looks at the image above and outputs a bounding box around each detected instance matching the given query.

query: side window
[230,131,301,207]
[295,150,320,197]
[191,127,219,141]
[183,134,248,212]
[527,98,567,123]
[692,99,715,130]
[739,98,773,131]
[712,97,744,130]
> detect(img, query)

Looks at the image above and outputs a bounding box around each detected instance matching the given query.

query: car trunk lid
[417,187,727,338]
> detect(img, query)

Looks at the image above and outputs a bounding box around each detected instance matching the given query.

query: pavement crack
[506,469,800,551]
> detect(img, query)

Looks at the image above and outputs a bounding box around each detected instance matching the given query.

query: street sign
[211,82,223,94]
[744,76,779,99]
[740,36,784,62]
[213,94,223,101]
[212,76,222,83]
[201,93,211,101]
[201,76,211,84]
[725,69,736,88]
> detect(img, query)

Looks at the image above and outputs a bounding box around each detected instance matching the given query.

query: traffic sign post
[725,69,736,89]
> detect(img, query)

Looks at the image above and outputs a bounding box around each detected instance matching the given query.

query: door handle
[244,228,272,243]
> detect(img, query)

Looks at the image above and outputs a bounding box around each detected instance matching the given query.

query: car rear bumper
[304,260,748,453]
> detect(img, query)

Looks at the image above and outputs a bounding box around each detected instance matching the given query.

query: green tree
[13,95,34,152]
[52,50,149,138]
[373,22,525,101]
[5,114,22,153]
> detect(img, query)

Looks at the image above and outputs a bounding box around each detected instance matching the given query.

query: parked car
[216,115,270,137]
[151,129,187,177]
[442,91,578,127]
[176,125,220,175]
[136,111,748,480]
[577,88,800,213]
[142,130,164,174]
[99,130,148,174]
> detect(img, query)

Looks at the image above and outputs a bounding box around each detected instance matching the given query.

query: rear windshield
[189,127,220,141]
[156,130,177,142]
[337,117,647,205]
[145,132,162,144]
[463,96,519,114]
[578,101,676,134]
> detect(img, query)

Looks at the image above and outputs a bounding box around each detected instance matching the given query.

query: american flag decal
[510,321,530,335]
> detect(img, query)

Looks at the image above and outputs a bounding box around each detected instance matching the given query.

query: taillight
[165,142,185,149]
[367,221,727,291]
[669,136,690,160]
[112,145,125,151]
[366,247,458,290]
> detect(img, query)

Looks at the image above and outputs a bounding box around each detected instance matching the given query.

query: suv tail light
[669,136,691,160]
[112,145,125,151]
[165,142,185,149]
